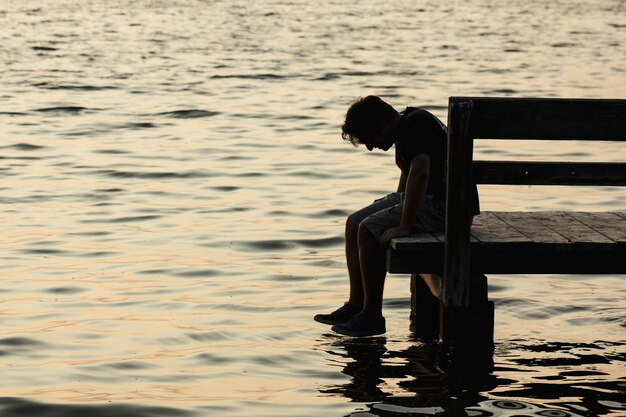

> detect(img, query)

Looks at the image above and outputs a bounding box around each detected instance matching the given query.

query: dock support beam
[411,273,494,369]
[444,98,475,308]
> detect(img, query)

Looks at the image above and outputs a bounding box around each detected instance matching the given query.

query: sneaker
[314,302,361,325]
[331,311,386,337]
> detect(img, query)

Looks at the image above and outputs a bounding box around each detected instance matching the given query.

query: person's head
[341,96,399,151]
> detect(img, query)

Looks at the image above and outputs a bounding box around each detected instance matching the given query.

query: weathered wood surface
[443,99,475,308]
[567,212,626,242]
[473,161,626,186]
[471,212,528,242]
[388,211,626,274]
[529,211,614,243]
[492,212,569,243]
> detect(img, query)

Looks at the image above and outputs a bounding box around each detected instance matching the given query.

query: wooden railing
[442,97,626,307]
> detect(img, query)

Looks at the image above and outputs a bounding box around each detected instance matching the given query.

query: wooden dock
[386,97,626,356]
[389,210,626,274]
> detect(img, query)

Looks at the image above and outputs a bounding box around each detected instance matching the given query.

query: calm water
[1,0,625,416]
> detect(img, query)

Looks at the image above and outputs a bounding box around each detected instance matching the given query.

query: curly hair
[341,96,398,147]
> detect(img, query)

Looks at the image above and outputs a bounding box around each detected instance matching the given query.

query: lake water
[1,0,625,416]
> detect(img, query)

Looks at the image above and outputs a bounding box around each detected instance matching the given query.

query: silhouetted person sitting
[314,96,478,336]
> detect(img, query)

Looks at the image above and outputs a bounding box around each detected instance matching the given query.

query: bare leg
[345,214,364,308]
[421,273,442,299]
[358,224,387,316]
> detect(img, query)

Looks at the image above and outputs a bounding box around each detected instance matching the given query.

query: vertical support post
[440,98,492,370]
[440,273,494,373]
[444,98,475,308]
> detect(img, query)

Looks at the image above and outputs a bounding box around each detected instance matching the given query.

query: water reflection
[320,337,392,402]
[319,334,496,415]
[318,334,624,416]
[0,397,193,417]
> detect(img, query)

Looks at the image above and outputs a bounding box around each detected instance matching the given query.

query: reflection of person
[317,336,451,408]
[318,337,389,402]
[314,96,479,337]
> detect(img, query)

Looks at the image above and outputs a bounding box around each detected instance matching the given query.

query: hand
[380,226,410,247]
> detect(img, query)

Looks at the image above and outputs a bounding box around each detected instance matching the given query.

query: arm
[399,153,430,230]
[381,154,430,245]
[397,172,407,193]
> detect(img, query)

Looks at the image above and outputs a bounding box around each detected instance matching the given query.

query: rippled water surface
[1,0,625,416]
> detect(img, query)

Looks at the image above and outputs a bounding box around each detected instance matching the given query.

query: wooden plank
[391,211,626,250]
[430,231,478,243]
[529,211,614,243]
[567,212,626,243]
[391,233,439,250]
[444,98,475,307]
[615,212,626,222]
[468,242,624,273]
[387,244,444,274]
[450,97,626,141]
[388,241,625,274]
[388,211,626,270]
[492,212,569,243]
[473,161,626,186]
[391,231,472,251]
[470,212,530,243]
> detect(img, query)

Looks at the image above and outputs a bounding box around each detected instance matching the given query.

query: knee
[346,212,361,236]
[357,223,378,248]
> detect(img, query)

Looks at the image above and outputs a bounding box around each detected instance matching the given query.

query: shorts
[352,192,446,242]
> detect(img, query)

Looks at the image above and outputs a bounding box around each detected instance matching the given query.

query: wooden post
[440,273,494,371]
[441,99,493,365]
[444,98,475,308]
[398,97,626,370]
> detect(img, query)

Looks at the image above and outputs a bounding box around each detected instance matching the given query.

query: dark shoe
[314,302,360,325]
[331,312,386,337]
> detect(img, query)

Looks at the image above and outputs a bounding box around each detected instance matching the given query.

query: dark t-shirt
[394,107,480,215]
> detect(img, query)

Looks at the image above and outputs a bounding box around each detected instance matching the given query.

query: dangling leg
[330,224,387,336]
[314,197,393,326]
[421,273,442,299]
[358,224,387,317]
[345,213,364,308]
